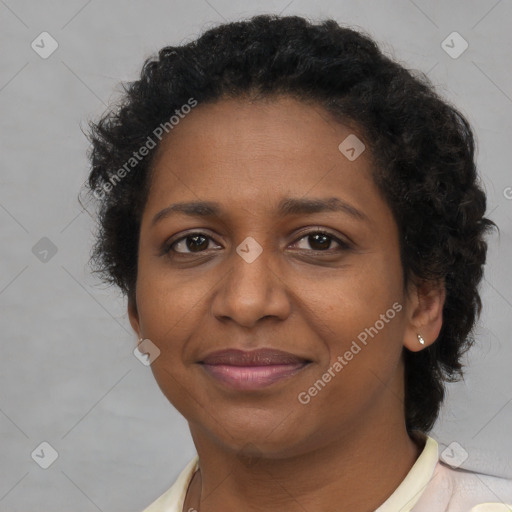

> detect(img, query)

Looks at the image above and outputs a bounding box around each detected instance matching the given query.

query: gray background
[1,0,511,510]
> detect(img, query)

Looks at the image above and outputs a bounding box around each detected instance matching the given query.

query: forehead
[144,95,387,224]
[151,95,365,169]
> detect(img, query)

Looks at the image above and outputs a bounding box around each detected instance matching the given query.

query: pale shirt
[142,435,512,512]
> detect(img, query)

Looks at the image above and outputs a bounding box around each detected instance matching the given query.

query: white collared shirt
[142,436,512,512]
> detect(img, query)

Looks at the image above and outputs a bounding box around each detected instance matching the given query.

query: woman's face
[129,95,416,457]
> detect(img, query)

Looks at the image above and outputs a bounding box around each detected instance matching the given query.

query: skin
[128,95,445,512]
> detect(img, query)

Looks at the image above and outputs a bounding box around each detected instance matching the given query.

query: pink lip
[198,348,311,390]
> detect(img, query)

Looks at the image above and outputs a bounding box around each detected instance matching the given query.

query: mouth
[198,348,312,390]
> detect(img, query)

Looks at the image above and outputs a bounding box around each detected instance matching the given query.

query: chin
[214,422,313,460]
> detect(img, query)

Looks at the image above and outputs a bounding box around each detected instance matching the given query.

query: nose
[210,240,292,329]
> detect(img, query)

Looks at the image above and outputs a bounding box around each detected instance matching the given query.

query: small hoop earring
[417,334,425,345]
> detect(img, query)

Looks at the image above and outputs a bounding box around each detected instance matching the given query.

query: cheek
[136,246,209,330]
[312,290,405,374]
[135,270,204,371]
[135,272,209,416]
[306,257,403,333]
[298,286,406,423]
[300,252,406,375]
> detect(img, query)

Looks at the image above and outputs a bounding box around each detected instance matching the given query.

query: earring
[417,333,425,345]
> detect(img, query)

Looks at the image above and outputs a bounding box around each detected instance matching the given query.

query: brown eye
[166,233,220,254]
[307,233,332,250]
[163,228,350,258]
[292,230,349,252]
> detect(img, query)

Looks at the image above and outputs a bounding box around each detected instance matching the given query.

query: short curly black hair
[82,14,496,434]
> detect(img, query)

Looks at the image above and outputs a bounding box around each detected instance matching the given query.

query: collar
[375,433,439,512]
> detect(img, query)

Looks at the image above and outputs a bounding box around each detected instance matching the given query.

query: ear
[403,278,446,352]
[128,293,142,340]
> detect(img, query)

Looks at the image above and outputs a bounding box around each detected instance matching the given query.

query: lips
[199,348,310,366]
[198,348,311,390]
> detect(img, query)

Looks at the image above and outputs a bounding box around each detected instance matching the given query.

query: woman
[83,14,511,512]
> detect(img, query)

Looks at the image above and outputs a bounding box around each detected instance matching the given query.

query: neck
[184,408,423,512]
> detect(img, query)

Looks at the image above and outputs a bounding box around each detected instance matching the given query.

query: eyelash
[163,229,351,257]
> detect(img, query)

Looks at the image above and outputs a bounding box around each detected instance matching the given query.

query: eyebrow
[151,196,368,227]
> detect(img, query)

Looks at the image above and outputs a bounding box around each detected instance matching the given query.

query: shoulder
[427,460,512,512]
[408,433,512,512]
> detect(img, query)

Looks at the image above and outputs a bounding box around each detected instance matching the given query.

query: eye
[163,228,351,258]
[291,229,350,252]
[165,232,222,255]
